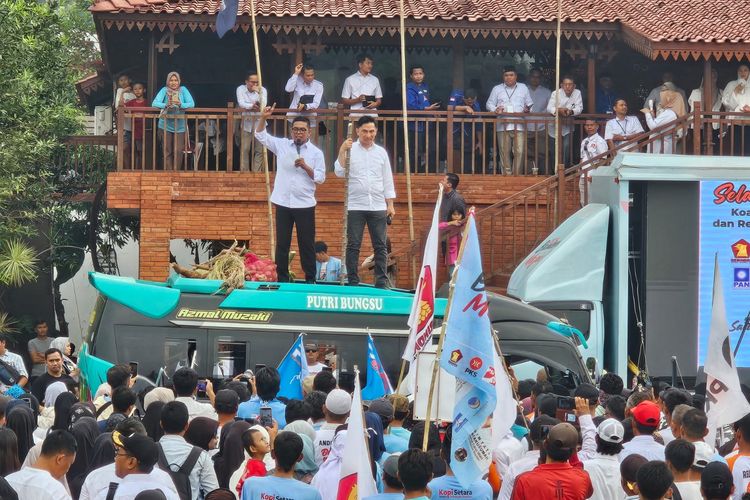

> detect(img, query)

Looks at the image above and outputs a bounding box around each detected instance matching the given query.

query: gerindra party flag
[362,334,393,400]
[439,210,498,487]
[277,334,309,400]
[338,370,377,500]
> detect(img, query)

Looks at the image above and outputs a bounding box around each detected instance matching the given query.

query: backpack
[157,442,203,500]
[0,358,21,387]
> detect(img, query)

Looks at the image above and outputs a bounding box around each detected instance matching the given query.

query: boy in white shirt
[579,120,608,206]
[7,429,77,500]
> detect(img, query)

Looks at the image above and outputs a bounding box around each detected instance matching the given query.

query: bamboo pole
[491,328,530,432]
[553,0,562,175]
[422,210,474,451]
[339,123,354,285]
[249,0,275,258]
[398,0,417,286]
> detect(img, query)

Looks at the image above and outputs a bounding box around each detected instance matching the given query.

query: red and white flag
[403,184,443,363]
[705,254,750,443]
[337,370,377,500]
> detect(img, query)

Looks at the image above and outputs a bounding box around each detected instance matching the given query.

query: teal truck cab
[79,272,591,397]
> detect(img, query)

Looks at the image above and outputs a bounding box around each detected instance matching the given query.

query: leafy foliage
[0,240,38,287]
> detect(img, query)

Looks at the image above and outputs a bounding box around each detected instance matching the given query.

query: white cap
[693,441,714,469]
[325,389,352,415]
[597,418,624,443]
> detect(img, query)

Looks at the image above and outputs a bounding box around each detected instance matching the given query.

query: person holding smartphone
[172,367,218,421]
[237,367,288,429]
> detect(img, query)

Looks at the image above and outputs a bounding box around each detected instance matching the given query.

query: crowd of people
[115,57,750,175]
[5,322,750,500]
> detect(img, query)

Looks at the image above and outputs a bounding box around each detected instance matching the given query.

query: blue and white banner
[277,334,309,399]
[699,181,750,367]
[362,334,393,400]
[439,211,497,487]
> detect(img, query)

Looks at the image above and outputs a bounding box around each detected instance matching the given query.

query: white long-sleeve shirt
[582,453,625,500]
[645,108,677,154]
[80,463,178,500]
[580,133,609,179]
[527,85,551,132]
[159,435,219,500]
[486,83,534,131]
[256,129,326,209]
[334,141,395,211]
[722,78,750,116]
[236,85,268,132]
[547,88,584,137]
[285,75,324,111]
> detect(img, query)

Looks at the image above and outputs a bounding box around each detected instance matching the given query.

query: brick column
[139,173,173,281]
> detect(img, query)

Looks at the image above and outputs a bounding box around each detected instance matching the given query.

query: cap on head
[382,453,400,477]
[325,389,352,415]
[368,398,394,420]
[546,422,579,451]
[112,431,158,468]
[632,401,661,427]
[597,418,625,443]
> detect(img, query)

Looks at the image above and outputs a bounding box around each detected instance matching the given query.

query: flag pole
[248,0,275,258]
[422,209,474,451]
[398,0,417,285]
[340,122,354,285]
[491,330,529,431]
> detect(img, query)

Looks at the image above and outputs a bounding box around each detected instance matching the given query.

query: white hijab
[311,429,347,500]
[44,381,69,407]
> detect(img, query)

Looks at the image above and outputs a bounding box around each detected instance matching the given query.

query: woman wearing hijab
[185,416,219,452]
[52,391,78,430]
[643,82,685,154]
[144,386,175,411]
[311,428,347,500]
[152,71,195,170]
[6,405,36,463]
[722,64,750,155]
[0,427,20,476]
[38,381,71,429]
[213,419,252,488]
[142,400,166,442]
[50,337,78,379]
[67,416,101,498]
[284,419,318,483]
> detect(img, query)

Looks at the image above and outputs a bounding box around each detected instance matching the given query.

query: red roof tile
[89,0,749,44]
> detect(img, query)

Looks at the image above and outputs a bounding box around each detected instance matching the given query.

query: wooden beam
[587,45,596,113]
[703,58,713,155]
[452,39,464,89]
[147,32,157,102]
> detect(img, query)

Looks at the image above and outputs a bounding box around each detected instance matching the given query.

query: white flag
[704,254,750,442]
[404,184,444,363]
[337,370,377,500]
[491,344,517,449]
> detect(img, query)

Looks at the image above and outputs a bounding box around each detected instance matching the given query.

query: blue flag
[277,334,309,399]
[439,211,498,487]
[215,0,238,38]
[362,334,393,400]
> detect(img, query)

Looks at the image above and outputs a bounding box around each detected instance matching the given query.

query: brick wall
[108,172,549,284]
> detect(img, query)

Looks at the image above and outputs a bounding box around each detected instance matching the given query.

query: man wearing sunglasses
[257,104,326,284]
[305,343,327,376]
[109,431,179,499]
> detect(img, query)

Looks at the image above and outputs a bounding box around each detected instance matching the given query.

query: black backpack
[157,442,203,500]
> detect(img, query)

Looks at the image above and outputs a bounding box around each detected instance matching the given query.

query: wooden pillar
[703,58,714,155]
[294,37,304,66]
[452,40,465,89]
[147,32,157,102]
[587,44,597,112]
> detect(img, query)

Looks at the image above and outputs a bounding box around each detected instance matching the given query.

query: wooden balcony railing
[114,105,630,174]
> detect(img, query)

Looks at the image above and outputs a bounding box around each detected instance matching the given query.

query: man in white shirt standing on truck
[285,63,324,128]
[335,115,396,288]
[236,70,268,172]
[340,54,383,118]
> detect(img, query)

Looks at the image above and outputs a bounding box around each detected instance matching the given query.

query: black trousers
[274,204,316,282]
[346,210,388,286]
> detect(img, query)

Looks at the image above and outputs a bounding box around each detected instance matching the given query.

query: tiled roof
[90,0,750,45]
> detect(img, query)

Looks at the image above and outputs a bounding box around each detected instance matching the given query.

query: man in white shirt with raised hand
[172,367,218,421]
[158,401,219,500]
[7,429,77,500]
[547,75,583,170]
[256,104,326,284]
[104,430,180,499]
[341,54,383,118]
[582,418,626,500]
[486,65,534,175]
[0,333,28,391]
[236,70,267,172]
[285,63,324,127]
[335,115,396,288]
[80,419,178,500]
[604,98,644,152]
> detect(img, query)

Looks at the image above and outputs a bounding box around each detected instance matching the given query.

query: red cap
[632,401,660,427]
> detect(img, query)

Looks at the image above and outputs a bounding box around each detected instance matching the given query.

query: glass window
[214,340,248,378]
